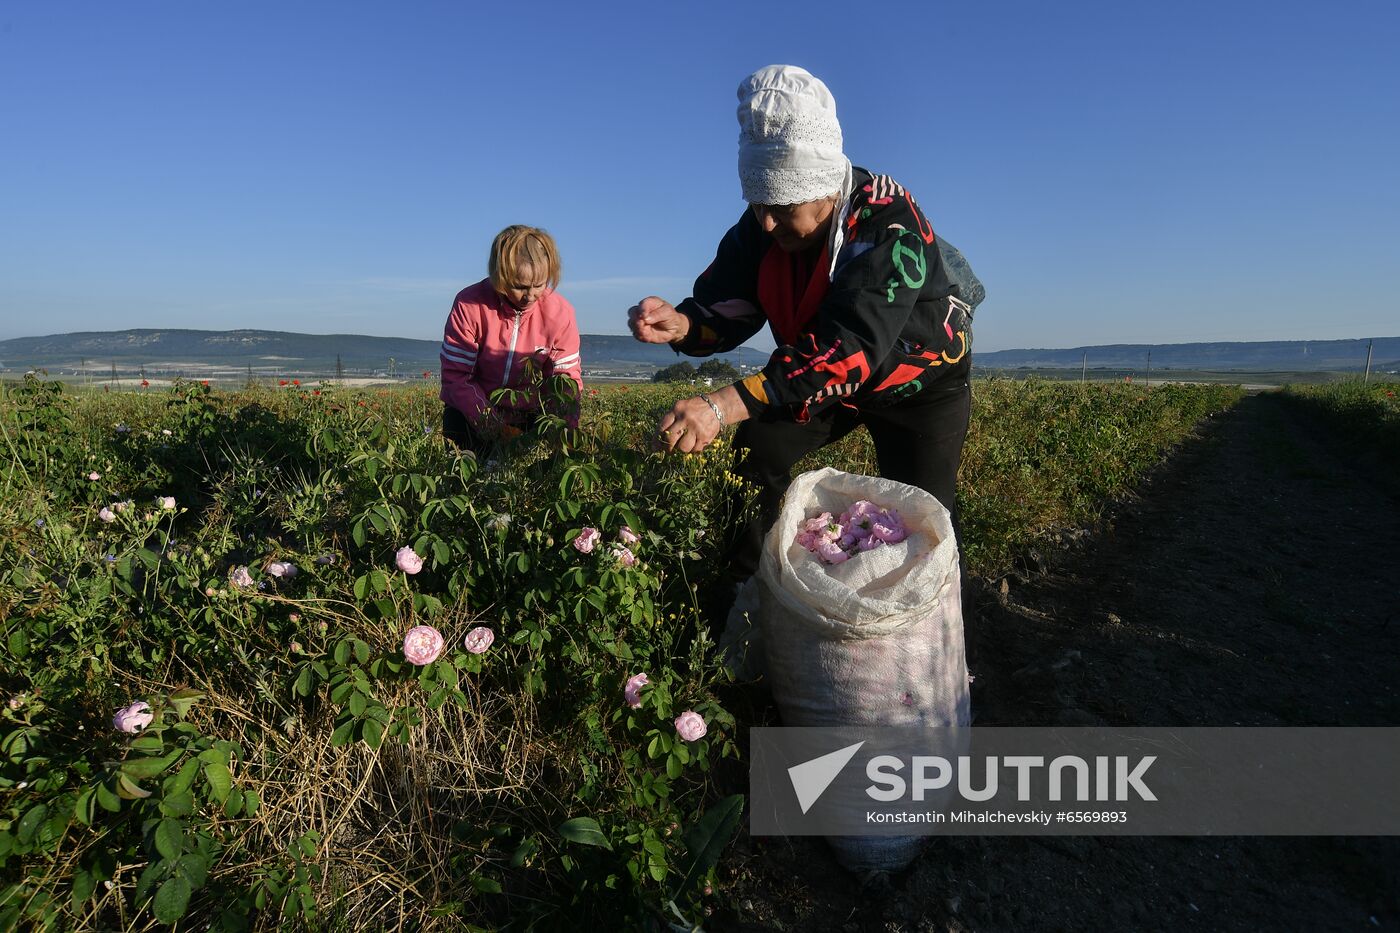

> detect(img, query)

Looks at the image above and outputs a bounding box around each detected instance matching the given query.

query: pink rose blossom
[289,613,301,622]
[870,514,908,544]
[98,506,116,523]
[839,500,880,527]
[395,546,424,574]
[573,527,601,553]
[88,471,101,481]
[463,626,495,654]
[619,525,640,546]
[7,695,24,711]
[624,673,649,708]
[674,711,708,742]
[158,496,176,510]
[611,545,637,568]
[230,566,255,588]
[402,625,444,665]
[112,701,153,734]
[796,501,909,562]
[113,500,132,513]
[267,560,298,579]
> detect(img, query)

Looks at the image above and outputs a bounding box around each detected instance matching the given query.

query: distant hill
[2,329,1395,381]
[0,329,769,379]
[976,337,1399,373]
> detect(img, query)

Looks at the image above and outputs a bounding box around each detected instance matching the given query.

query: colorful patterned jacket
[674,168,975,421]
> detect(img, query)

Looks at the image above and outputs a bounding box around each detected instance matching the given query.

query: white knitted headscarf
[737,65,853,206]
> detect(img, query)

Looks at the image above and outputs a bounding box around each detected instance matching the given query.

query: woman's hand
[654,385,748,454]
[628,296,690,346]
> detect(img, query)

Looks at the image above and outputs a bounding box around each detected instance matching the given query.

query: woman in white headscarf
[628,64,982,579]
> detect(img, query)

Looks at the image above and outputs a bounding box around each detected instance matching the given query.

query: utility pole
[1364,339,1373,383]
[1146,350,1152,381]
[336,354,344,385]
[1081,351,1087,383]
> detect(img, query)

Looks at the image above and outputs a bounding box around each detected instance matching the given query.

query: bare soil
[709,392,1400,932]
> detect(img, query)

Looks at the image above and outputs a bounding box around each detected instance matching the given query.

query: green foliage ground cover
[0,375,1239,930]
[1280,381,1400,462]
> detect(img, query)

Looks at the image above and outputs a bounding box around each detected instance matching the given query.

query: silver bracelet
[697,392,726,428]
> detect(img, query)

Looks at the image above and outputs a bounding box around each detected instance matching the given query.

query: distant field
[977,367,1399,387]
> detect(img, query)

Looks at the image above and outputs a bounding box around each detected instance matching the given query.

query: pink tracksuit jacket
[439,278,583,428]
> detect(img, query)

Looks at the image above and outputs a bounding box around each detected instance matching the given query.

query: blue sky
[1,0,1395,352]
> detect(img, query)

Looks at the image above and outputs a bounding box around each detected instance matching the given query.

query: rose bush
[0,373,1243,930]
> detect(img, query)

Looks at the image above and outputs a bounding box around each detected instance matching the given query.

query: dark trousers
[442,406,541,456]
[726,377,972,580]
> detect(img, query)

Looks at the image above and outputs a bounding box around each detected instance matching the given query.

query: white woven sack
[757,468,970,730]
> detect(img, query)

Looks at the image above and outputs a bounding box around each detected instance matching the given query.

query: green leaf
[153,874,192,925]
[203,762,232,803]
[167,758,200,796]
[352,574,370,601]
[557,816,613,850]
[678,794,745,892]
[167,688,204,718]
[122,749,182,780]
[471,875,503,895]
[348,691,367,718]
[70,867,96,908]
[362,718,384,749]
[8,630,29,660]
[223,789,244,819]
[130,735,164,753]
[16,805,49,843]
[116,773,151,800]
[74,788,97,827]
[353,639,370,665]
[176,852,210,888]
[666,754,682,780]
[329,720,355,747]
[95,780,122,813]
[159,791,194,818]
[154,819,184,861]
[510,837,539,868]
[135,547,161,570]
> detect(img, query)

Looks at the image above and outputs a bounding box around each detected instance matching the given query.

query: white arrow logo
[788,741,866,814]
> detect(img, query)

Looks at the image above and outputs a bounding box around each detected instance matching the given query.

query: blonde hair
[488,225,561,293]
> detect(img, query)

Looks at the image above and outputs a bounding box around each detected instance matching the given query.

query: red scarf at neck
[757,243,830,346]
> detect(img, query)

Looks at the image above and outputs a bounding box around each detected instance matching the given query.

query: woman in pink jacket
[439,225,583,452]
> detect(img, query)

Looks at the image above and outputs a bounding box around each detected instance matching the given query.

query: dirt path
[715,392,1400,932]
